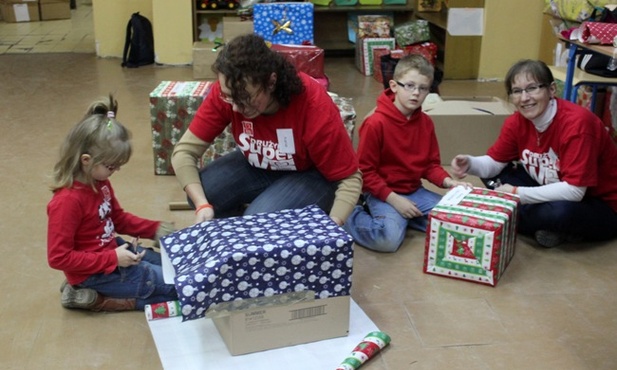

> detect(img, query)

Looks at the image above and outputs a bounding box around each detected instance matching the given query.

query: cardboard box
[160,205,354,321]
[422,95,515,164]
[222,16,253,43]
[193,41,221,80]
[212,295,350,355]
[424,186,519,287]
[39,1,70,20]
[148,81,215,175]
[0,0,39,22]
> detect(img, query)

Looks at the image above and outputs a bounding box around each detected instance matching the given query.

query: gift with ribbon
[577,21,617,44]
[253,2,314,45]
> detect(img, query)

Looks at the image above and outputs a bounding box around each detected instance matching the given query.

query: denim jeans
[344,187,443,253]
[197,149,337,217]
[485,163,617,241]
[79,238,178,310]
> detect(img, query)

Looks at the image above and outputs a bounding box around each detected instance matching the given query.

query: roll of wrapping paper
[145,300,181,320]
[335,331,391,370]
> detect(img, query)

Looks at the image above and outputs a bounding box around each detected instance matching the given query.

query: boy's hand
[387,193,421,219]
[450,155,470,179]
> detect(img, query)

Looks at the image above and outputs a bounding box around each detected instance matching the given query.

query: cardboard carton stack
[0,0,39,22]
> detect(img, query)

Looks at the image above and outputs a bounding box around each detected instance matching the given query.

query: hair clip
[107,119,113,130]
[107,111,115,118]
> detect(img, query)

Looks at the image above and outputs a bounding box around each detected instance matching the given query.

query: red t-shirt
[358,89,449,201]
[47,180,159,285]
[488,98,617,211]
[188,73,358,182]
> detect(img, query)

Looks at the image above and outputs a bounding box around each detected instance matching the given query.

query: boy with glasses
[344,54,469,253]
[451,59,617,248]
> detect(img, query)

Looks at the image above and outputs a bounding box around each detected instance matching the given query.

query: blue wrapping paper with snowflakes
[160,205,354,321]
[253,2,314,45]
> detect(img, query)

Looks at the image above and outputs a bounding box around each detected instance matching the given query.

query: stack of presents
[0,0,71,22]
[147,1,522,357]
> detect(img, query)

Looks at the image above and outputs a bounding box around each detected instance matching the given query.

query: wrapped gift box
[394,20,430,47]
[402,41,438,65]
[253,2,314,45]
[149,81,214,175]
[160,205,355,321]
[424,187,519,287]
[329,92,356,139]
[355,37,395,76]
[357,14,392,39]
[347,12,393,44]
[270,44,325,79]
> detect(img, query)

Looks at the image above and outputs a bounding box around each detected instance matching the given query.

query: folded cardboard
[424,186,519,287]
[1,0,39,22]
[422,95,515,164]
[213,295,350,355]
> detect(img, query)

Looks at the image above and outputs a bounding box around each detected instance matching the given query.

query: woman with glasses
[451,59,617,248]
[171,34,361,226]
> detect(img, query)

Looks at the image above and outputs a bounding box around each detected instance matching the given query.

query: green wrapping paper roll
[335,331,391,370]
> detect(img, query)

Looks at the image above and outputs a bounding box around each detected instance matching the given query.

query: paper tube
[335,331,391,370]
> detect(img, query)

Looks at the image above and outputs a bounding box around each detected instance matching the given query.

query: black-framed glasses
[509,84,546,97]
[395,81,430,94]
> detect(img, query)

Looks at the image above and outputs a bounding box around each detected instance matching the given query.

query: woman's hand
[115,243,145,267]
[450,155,470,179]
[495,183,517,195]
[194,206,214,224]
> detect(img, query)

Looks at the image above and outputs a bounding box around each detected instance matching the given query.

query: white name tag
[277,128,295,154]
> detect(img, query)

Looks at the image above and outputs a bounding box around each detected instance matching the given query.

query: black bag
[577,51,617,77]
[121,12,155,68]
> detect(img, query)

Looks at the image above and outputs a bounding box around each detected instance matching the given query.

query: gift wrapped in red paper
[270,44,326,79]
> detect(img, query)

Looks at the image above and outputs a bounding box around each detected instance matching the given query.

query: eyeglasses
[395,81,430,94]
[509,84,546,97]
[219,88,263,107]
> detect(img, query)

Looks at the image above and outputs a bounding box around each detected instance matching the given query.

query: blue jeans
[485,163,617,242]
[79,238,178,310]
[197,149,337,217]
[344,187,443,253]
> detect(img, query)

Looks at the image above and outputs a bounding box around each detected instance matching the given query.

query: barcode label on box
[290,304,327,320]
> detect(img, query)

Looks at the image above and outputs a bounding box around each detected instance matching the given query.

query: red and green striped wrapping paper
[423,187,519,287]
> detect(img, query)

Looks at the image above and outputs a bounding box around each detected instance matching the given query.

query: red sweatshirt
[47,180,160,285]
[358,89,449,201]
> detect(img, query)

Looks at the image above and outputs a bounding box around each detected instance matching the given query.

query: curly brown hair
[212,34,304,109]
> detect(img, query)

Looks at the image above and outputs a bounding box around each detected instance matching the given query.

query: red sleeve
[188,82,233,143]
[47,191,118,280]
[300,77,358,181]
[357,115,392,201]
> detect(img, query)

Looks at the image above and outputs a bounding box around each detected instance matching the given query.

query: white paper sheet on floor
[147,299,379,370]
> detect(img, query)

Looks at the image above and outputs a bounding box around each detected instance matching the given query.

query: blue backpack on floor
[121,12,155,68]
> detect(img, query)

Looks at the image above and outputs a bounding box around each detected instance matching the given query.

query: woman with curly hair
[172,34,361,226]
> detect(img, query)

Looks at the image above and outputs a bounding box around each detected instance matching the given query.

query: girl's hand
[116,243,145,267]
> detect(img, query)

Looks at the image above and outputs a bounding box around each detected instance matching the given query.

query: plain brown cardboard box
[222,17,253,43]
[192,41,220,80]
[422,96,515,164]
[212,295,350,355]
[39,1,70,20]
[0,0,39,22]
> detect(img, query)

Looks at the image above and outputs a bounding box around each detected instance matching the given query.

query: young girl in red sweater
[47,95,177,311]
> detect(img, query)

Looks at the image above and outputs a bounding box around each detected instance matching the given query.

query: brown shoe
[90,295,137,312]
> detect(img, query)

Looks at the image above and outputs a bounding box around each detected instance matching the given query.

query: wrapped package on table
[253,2,314,45]
[160,205,354,321]
[424,186,519,287]
[270,44,326,79]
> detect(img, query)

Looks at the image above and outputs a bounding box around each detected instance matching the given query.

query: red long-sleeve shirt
[47,180,160,285]
[358,89,449,201]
